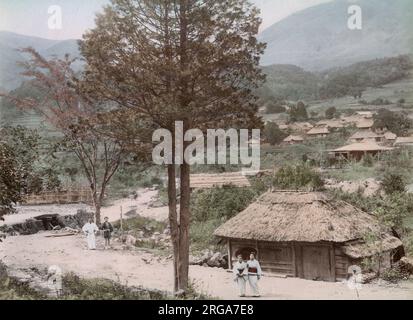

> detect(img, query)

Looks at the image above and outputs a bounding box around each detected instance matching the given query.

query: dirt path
[0,189,169,228]
[1,232,412,300]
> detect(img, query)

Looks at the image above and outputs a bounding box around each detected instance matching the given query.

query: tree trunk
[178,160,191,291]
[167,164,180,292]
[90,185,101,225]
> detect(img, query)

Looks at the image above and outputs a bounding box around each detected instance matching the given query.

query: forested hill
[258,55,413,102]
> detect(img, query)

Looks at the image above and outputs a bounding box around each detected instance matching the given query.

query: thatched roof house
[190,172,251,189]
[349,130,383,143]
[330,141,393,160]
[306,126,330,137]
[214,191,403,282]
[394,136,413,147]
[283,135,304,144]
[356,118,374,129]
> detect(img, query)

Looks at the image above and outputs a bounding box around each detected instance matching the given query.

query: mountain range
[1,0,413,91]
[0,31,80,91]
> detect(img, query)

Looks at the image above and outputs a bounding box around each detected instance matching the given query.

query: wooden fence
[22,188,93,205]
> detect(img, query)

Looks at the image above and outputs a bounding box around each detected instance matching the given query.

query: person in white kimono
[247,252,262,297]
[82,218,99,250]
[233,254,248,297]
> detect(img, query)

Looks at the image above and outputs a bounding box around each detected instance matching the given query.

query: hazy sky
[0,0,332,40]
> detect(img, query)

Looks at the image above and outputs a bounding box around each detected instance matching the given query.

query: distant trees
[288,101,308,122]
[373,108,413,136]
[1,126,61,194]
[325,106,339,119]
[0,142,22,223]
[264,122,286,145]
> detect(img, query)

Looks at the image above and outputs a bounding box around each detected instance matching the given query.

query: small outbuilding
[214,191,403,282]
[190,172,251,189]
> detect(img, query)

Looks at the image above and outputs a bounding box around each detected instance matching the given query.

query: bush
[273,164,325,191]
[264,122,287,146]
[191,186,257,222]
[382,172,406,195]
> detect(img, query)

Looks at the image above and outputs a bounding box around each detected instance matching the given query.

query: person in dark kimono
[101,217,114,249]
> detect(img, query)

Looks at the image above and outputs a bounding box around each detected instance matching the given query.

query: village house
[356,111,374,119]
[283,135,304,145]
[330,141,393,161]
[214,191,404,282]
[348,130,384,143]
[190,172,251,190]
[356,118,375,130]
[316,119,345,130]
[394,136,413,147]
[306,126,330,138]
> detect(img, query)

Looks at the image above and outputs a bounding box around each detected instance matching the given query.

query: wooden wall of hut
[228,239,353,282]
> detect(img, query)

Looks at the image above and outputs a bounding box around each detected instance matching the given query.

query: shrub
[382,172,406,195]
[191,186,257,222]
[264,122,287,146]
[273,164,324,191]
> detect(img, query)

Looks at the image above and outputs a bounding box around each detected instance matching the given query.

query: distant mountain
[0,31,80,91]
[259,0,413,70]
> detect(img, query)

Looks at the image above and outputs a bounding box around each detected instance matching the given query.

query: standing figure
[82,218,99,250]
[233,254,248,297]
[247,252,262,297]
[101,217,114,249]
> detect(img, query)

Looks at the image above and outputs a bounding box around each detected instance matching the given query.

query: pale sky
[0,0,332,40]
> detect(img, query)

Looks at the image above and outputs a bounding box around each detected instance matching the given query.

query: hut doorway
[235,247,257,261]
[301,245,332,281]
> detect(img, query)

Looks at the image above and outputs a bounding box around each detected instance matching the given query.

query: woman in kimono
[233,254,248,297]
[247,252,262,297]
[82,218,99,250]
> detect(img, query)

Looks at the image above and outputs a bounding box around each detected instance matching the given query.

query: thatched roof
[283,135,304,143]
[306,127,330,135]
[356,119,374,129]
[190,172,251,189]
[332,141,393,153]
[316,120,345,129]
[214,191,397,244]
[349,130,382,140]
[342,236,403,259]
[384,132,397,140]
[394,136,413,146]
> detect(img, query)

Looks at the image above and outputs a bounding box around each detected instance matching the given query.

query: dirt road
[1,232,412,300]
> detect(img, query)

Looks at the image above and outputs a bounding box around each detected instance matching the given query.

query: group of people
[233,252,262,297]
[82,217,114,250]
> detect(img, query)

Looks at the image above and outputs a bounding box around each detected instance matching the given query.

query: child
[101,217,114,249]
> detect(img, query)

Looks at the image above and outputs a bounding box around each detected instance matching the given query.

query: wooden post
[120,206,123,233]
[292,243,297,277]
[329,243,336,282]
[228,239,233,270]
